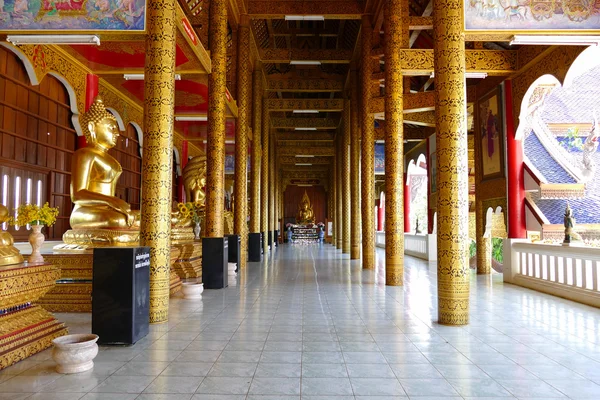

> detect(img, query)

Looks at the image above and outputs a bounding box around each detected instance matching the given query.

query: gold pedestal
[171,242,203,280]
[171,227,195,244]
[0,262,68,370]
[62,229,140,247]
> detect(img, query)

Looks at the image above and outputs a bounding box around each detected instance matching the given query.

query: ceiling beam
[374,125,435,141]
[271,117,339,128]
[248,1,363,19]
[271,27,339,36]
[403,111,436,127]
[408,16,433,30]
[371,49,517,75]
[279,156,331,164]
[266,79,344,92]
[259,48,352,63]
[370,92,436,114]
[276,132,334,140]
[267,98,344,111]
[278,146,335,156]
[410,1,433,48]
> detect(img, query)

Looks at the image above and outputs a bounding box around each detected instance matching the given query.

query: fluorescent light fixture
[295,163,313,166]
[285,15,324,21]
[175,116,208,121]
[295,127,317,131]
[7,34,100,45]
[295,155,315,158]
[225,140,235,144]
[429,72,488,79]
[293,109,319,114]
[297,184,313,187]
[124,74,181,80]
[290,60,321,65]
[510,35,600,46]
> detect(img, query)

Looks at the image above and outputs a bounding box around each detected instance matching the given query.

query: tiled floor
[2,244,600,399]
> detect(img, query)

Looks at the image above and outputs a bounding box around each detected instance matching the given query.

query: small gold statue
[0,205,24,266]
[62,97,140,246]
[296,190,315,225]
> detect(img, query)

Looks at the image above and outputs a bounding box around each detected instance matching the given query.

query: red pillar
[404,173,411,233]
[79,74,99,149]
[426,136,433,234]
[178,140,189,202]
[505,80,527,239]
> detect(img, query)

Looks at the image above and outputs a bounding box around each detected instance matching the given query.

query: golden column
[234,16,251,269]
[205,0,227,237]
[350,72,361,259]
[342,100,351,254]
[476,200,491,274]
[250,65,262,233]
[270,136,276,245]
[434,0,470,325]
[361,15,375,269]
[384,0,408,286]
[141,0,177,323]
[336,133,343,249]
[331,152,337,246]
[261,97,270,253]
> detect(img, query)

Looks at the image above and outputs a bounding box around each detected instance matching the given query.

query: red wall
[283,185,328,225]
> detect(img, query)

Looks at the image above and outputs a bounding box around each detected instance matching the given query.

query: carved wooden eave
[539,183,586,199]
[267,98,344,111]
[259,49,353,63]
[271,118,339,129]
[279,156,332,165]
[371,49,517,75]
[247,1,363,19]
[266,79,345,92]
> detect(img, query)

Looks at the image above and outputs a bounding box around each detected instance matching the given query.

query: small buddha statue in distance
[0,205,24,266]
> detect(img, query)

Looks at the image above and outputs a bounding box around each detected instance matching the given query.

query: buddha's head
[81,97,120,149]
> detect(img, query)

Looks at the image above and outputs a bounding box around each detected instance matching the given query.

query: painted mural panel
[478,87,505,180]
[464,0,600,30]
[0,0,146,30]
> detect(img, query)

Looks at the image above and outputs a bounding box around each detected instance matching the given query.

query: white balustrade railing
[375,231,437,261]
[504,239,600,308]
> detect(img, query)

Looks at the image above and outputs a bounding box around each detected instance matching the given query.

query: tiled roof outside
[524,131,576,184]
[529,191,600,225]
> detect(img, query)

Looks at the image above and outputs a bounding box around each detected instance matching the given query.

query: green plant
[562,127,583,151]
[469,240,476,258]
[492,238,503,264]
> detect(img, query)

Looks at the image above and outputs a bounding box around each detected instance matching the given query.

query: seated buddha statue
[0,205,24,266]
[62,97,140,246]
[296,190,315,225]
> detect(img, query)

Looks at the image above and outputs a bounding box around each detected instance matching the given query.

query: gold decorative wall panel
[205,0,228,238]
[433,0,470,325]
[250,67,262,234]
[141,0,177,323]
[384,0,406,287]
[361,15,375,270]
[234,19,251,268]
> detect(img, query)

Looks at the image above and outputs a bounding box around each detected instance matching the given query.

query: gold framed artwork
[478,87,505,181]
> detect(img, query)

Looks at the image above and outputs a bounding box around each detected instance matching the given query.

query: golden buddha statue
[62,97,140,246]
[296,190,315,225]
[182,155,207,205]
[0,205,24,266]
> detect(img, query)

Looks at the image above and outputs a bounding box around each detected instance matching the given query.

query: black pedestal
[227,234,240,267]
[202,237,228,289]
[268,231,272,249]
[274,230,279,247]
[92,246,150,345]
[248,233,261,261]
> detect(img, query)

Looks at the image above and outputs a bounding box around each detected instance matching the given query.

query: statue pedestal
[0,262,68,370]
[171,242,203,280]
[62,229,140,248]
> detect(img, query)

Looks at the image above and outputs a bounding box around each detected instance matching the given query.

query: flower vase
[193,222,201,240]
[28,224,45,264]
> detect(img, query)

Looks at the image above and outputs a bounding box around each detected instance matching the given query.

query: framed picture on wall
[478,87,505,181]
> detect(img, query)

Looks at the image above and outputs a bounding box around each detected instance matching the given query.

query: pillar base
[248,233,261,261]
[268,231,272,250]
[273,230,278,247]
[202,237,228,289]
[227,235,240,270]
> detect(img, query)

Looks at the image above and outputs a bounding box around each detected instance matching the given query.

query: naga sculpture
[581,115,599,181]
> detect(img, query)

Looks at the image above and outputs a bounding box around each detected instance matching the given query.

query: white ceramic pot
[182,282,204,299]
[52,334,99,374]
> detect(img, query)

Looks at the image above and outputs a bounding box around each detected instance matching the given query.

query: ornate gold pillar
[205,0,227,237]
[270,136,276,245]
[331,151,337,246]
[336,133,343,249]
[250,65,262,234]
[142,0,177,323]
[434,0,470,325]
[342,101,351,254]
[361,15,375,269]
[261,97,270,253]
[350,71,361,259]
[234,16,251,269]
[476,200,491,274]
[384,0,408,286]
